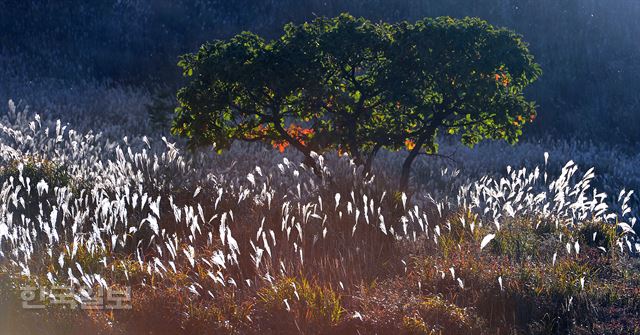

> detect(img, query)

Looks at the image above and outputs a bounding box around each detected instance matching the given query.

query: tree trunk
[399,107,447,191]
[399,130,433,191]
[364,143,383,175]
[302,154,321,176]
[347,130,364,166]
[399,147,420,192]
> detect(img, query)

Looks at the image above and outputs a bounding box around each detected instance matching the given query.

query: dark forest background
[1,0,639,145]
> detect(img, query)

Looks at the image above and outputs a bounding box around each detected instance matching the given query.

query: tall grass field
[1,3,640,334]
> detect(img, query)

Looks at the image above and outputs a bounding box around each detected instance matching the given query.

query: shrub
[255,277,345,333]
[403,296,485,335]
[0,157,70,189]
[576,221,618,251]
[0,157,71,223]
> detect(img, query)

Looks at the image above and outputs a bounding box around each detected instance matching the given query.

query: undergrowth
[0,105,638,334]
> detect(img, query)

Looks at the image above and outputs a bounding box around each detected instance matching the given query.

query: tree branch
[417,152,460,167]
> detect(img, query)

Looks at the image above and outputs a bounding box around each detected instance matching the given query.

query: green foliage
[391,16,541,148]
[0,157,71,207]
[173,14,540,188]
[576,221,618,251]
[402,296,484,335]
[173,30,318,157]
[490,223,546,261]
[256,277,345,333]
[0,157,71,219]
[0,157,70,188]
[279,14,398,164]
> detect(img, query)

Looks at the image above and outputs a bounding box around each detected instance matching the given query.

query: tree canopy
[172,13,541,190]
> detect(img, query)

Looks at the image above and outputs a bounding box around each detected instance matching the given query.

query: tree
[387,17,542,190]
[173,14,541,191]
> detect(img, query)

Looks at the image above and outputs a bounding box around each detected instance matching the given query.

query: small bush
[0,157,70,189]
[576,221,617,251]
[255,277,345,334]
[489,223,544,261]
[0,157,71,222]
[403,296,485,335]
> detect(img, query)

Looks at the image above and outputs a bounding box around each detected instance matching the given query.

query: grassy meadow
[0,76,638,334]
[1,2,640,334]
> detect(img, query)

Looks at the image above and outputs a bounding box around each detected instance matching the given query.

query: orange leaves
[511,115,524,126]
[286,124,315,146]
[271,124,315,153]
[494,72,510,87]
[247,123,315,153]
[405,139,416,151]
[512,113,536,127]
[512,114,537,127]
[274,142,289,153]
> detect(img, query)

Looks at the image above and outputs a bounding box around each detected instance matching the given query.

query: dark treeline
[1,0,639,144]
